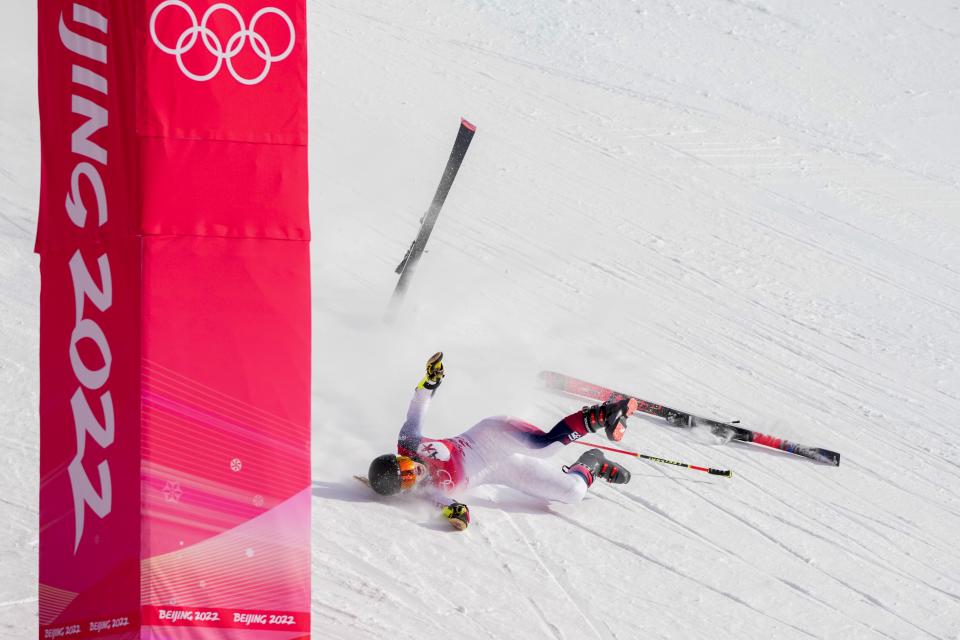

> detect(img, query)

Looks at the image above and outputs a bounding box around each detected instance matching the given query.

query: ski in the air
[387,118,477,319]
[540,371,840,466]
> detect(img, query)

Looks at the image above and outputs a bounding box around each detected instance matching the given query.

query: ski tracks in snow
[475,508,596,640]
[303,2,960,638]
[550,507,820,639]
[595,488,902,640]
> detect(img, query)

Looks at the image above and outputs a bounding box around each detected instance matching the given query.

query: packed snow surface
[3,1,960,638]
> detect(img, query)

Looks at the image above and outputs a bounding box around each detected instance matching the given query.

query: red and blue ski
[540,371,840,466]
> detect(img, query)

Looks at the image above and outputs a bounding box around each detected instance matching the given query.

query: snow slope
[4,1,960,638]
[0,1,41,636]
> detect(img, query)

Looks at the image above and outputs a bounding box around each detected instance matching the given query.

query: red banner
[37,1,311,637]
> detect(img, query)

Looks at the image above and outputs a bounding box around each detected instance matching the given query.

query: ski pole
[573,440,733,478]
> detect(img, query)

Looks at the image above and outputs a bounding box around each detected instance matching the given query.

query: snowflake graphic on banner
[163,481,183,503]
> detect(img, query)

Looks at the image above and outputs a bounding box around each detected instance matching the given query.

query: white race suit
[396,387,597,504]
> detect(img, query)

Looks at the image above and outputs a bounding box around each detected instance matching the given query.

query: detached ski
[540,371,840,466]
[387,118,477,318]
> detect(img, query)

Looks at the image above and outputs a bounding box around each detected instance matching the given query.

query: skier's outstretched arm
[398,388,431,450]
[398,352,445,451]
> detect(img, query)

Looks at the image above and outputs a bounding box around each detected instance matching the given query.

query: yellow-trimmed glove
[442,502,470,531]
[417,352,445,390]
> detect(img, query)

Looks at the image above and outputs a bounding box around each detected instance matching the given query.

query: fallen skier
[365,353,639,530]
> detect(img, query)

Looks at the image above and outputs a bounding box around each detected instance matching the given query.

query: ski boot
[564,448,631,486]
[580,398,636,442]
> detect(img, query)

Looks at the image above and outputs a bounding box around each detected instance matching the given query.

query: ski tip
[538,370,559,385]
[460,118,477,132]
[815,448,841,466]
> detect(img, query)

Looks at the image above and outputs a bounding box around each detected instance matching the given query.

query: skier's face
[397,456,428,490]
[410,461,427,486]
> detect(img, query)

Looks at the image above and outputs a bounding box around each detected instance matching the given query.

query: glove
[418,352,445,391]
[442,501,470,531]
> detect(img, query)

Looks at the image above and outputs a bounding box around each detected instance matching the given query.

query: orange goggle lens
[397,456,419,490]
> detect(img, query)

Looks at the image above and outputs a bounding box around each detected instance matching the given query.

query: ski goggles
[397,456,422,490]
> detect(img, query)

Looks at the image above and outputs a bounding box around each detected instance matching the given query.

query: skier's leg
[460,415,589,464]
[460,399,641,481]
[480,453,589,505]
[463,398,640,463]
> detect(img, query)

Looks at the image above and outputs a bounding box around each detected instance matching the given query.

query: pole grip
[709,468,733,477]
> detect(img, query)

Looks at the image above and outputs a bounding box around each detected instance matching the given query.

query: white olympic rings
[149,1,295,85]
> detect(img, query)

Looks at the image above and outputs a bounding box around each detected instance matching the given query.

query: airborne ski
[540,371,840,466]
[387,118,477,319]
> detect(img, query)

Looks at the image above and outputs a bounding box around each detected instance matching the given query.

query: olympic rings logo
[149,1,295,85]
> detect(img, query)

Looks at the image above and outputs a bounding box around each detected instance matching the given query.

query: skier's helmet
[368,454,420,495]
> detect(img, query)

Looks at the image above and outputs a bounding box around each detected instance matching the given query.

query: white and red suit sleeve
[398,387,432,455]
